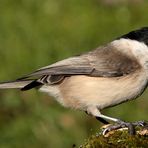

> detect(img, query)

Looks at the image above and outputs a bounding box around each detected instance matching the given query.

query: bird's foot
[102,120,148,136]
[132,120,148,127]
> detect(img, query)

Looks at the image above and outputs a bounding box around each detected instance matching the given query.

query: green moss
[80,128,148,148]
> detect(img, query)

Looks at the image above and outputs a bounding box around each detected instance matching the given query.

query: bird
[0,27,148,135]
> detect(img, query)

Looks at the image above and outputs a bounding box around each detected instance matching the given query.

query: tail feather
[21,80,42,91]
[0,80,33,89]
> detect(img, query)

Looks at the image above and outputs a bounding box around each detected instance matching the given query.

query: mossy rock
[80,127,148,148]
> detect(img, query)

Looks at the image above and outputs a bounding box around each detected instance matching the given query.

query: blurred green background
[0,0,148,147]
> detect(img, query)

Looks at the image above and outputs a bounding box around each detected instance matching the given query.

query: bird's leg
[86,106,121,123]
[95,116,110,124]
[86,106,147,135]
[85,111,109,124]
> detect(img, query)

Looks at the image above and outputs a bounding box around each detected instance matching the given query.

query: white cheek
[112,39,148,70]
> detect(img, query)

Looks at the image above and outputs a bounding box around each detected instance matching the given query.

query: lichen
[80,128,148,148]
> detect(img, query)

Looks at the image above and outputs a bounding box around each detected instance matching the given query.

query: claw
[102,124,125,135]
[102,120,148,136]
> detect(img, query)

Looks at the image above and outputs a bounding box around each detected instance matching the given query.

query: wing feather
[18,45,141,90]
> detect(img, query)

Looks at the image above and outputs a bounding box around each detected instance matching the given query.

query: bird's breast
[57,70,147,110]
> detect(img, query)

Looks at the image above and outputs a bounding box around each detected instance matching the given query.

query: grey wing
[19,45,141,90]
[19,56,94,90]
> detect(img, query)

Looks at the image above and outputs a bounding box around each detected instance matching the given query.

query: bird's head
[119,27,148,46]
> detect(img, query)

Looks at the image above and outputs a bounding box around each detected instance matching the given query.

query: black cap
[119,27,148,46]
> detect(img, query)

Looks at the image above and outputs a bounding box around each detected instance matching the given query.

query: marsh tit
[0,27,148,134]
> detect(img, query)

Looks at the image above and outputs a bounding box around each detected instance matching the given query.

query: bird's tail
[0,80,33,89]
